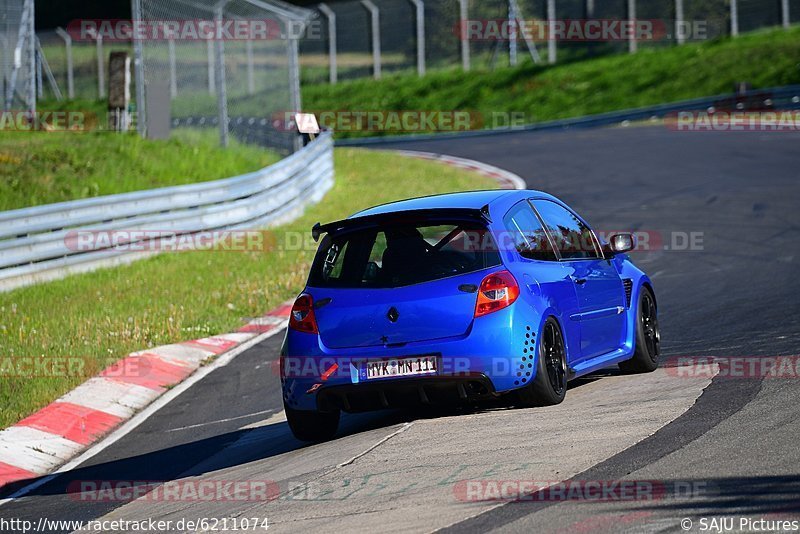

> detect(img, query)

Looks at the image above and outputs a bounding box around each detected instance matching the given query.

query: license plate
[365,355,438,380]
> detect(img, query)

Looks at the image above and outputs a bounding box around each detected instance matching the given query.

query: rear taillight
[289,293,319,334]
[475,270,520,317]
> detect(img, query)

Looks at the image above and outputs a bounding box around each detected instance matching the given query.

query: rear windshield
[309,220,501,288]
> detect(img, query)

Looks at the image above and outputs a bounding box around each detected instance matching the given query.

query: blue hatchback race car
[280,190,660,441]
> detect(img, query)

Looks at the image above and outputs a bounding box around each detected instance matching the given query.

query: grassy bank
[302,27,800,138]
[0,148,496,428]
[0,128,279,211]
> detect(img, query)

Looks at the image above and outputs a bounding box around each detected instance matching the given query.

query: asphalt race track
[1,126,799,533]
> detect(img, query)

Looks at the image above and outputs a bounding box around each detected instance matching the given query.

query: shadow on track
[0,370,609,504]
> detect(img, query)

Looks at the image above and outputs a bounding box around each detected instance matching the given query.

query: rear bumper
[316,373,496,413]
[281,303,545,412]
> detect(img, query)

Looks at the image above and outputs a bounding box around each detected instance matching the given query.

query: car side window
[502,201,558,261]
[531,200,600,260]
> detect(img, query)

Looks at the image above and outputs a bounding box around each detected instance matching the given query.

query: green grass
[302,26,800,138]
[0,147,496,428]
[0,128,279,211]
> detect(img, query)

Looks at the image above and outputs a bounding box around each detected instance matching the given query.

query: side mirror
[606,233,636,255]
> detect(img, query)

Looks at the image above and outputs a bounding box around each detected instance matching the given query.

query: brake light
[475,270,520,317]
[289,293,319,334]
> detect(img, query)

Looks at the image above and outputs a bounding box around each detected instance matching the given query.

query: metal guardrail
[0,131,334,291]
[336,85,800,146]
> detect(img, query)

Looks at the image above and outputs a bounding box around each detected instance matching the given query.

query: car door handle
[571,277,587,285]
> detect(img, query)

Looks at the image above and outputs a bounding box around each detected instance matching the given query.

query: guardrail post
[55,27,74,98]
[361,0,381,80]
[318,3,337,84]
[168,38,177,98]
[547,0,556,64]
[214,5,229,147]
[409,0,425,76]
[459,0,470,71]
[207,40,216,94]
[131,0,146,137]
[627,0,637,53]
[675,0,685,44]
[730,0,739,36]
[781,0,790,29]
[246,39,255,94]
[96,34,106,98]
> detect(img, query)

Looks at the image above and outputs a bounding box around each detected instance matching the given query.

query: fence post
[246,39,255,94]
[168,38,177,98]
[27,0,36,112]
[361,0,381,80]
[547,0,556,64]
[627,0,637,53]
[509,0,517,66]
[781,0,790,29]
[5,0,32,110]
[36,37,63,100]
[97,34,106,98]
[459,0,470,71]
[318,3,337,83]
[207,40,216,94]
[511,0,541,63]
[55,28,74,98]
[675,0,685,44]
[730,0,739,36]
[409,0,425,76]
[36,43,43,99]
[288,33,302,151]
[131,0,146,137]
[214,5,229,148]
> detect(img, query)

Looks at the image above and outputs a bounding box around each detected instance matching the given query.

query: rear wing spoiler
[311,205,492,242]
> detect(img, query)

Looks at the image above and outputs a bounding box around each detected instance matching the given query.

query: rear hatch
[307,212,501,349]
[312,271,491,348]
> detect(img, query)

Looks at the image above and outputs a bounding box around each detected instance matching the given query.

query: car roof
[350,190,556,219]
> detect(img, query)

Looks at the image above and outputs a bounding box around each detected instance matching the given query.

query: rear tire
[285,405,340,442]
[619,286,660,374]
[516,317,568,407]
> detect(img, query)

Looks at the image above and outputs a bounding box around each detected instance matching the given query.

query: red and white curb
[0,301,293,490]
[392,150,527,191]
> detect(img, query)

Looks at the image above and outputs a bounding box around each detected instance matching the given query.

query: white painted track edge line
[336,422,414,468]
[389,150,527,191]
[0,322,288,508]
